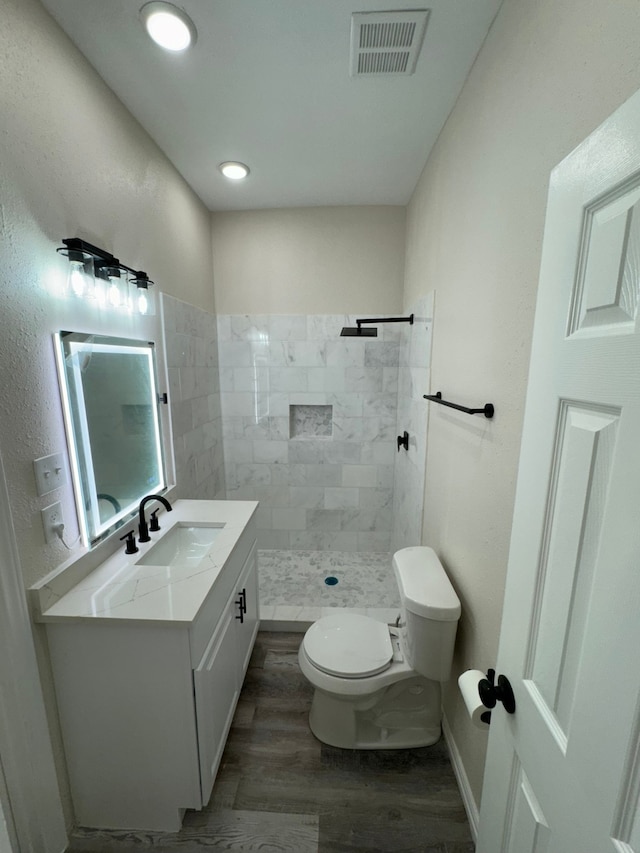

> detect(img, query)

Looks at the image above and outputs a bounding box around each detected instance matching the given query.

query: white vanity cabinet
[39,502,259,833]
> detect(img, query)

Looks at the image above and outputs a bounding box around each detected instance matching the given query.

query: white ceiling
[40,0,502,212]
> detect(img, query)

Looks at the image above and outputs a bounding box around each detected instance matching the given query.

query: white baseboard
[441,713,480,845]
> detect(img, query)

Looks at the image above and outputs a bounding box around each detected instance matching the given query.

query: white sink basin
[136,523,225,568]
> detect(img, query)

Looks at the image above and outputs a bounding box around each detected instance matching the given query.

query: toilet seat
[303,613,393,678]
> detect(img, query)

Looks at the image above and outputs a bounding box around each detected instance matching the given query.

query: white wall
[0,0,215,586]
[211,207,406,314]
[405,0,640,809]
[0,0,215,825]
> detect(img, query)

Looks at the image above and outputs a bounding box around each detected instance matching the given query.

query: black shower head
[340,314,413,337]
[340,326,378,337]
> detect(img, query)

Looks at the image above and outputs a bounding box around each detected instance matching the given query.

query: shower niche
[289,404,333,439]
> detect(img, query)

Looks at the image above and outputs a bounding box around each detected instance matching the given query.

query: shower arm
[355,314,414,331]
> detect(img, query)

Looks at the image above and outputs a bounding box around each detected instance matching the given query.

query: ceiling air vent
[350,9,430,77]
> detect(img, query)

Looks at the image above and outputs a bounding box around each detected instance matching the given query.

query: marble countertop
[30,500,258,626]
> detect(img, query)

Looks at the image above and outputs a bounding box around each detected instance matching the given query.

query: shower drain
[324,576,339,586]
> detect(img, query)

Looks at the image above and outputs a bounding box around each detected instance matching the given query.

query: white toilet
[298,546,461,749]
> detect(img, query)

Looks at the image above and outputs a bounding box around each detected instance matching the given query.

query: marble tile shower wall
[218,314,402,551]
[392,294,434,552]
[162,295,226,501]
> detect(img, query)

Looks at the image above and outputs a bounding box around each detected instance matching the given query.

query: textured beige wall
[405,0,640,809]
[0,0,215,826]
[211,206,406,314]
[0,0,215,583]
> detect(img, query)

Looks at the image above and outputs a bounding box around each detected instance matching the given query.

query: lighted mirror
[56,332,167,544]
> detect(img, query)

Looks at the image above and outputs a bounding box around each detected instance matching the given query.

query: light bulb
[219,161,250,180]
[141,3,196,52]
[68,261,87,298]
[138,289,149,315]
[59,244,94,300]
[107,279,120,308]
[147,11,190,49]
[136,285,156,316]
[131,275,156,316]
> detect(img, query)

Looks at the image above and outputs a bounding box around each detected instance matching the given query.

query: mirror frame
[55,331,168,545]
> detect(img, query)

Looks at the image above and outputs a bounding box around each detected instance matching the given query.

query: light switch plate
[33,452,67,496]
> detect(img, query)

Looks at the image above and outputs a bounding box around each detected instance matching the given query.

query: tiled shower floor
[258,550,400,631]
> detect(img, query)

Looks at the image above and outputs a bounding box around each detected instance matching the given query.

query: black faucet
[138,494,172,543]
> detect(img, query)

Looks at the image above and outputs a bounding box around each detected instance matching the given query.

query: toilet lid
[303,613,393,678]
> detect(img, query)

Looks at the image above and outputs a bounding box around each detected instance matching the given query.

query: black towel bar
[423,391,494,419]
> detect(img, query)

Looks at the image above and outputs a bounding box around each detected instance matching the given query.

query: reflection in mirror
[55,332,167,544]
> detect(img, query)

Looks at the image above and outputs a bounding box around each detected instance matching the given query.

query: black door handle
[478,669,516,714]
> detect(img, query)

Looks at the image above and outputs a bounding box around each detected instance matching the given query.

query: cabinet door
[234,540,259,679]
[193,603,239,807]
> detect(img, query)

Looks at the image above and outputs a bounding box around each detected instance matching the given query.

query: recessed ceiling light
[140,2,196,52]
[219,162,250,180]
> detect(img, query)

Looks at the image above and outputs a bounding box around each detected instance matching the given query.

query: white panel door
[477,88,640,852]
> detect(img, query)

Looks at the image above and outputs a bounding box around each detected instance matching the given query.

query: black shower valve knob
[397,431,409,452]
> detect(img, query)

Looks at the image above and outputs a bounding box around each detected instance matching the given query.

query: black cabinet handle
[235,588,247,623]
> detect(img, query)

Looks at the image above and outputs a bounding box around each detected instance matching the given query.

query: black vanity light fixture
[340,314,414,337]
[57,238,155,316]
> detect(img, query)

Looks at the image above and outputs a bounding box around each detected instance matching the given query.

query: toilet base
[308,676,442,750]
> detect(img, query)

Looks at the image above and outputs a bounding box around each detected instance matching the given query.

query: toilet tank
[393,547,461,681]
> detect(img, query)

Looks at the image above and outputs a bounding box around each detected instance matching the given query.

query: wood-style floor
[68,632,474,853]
